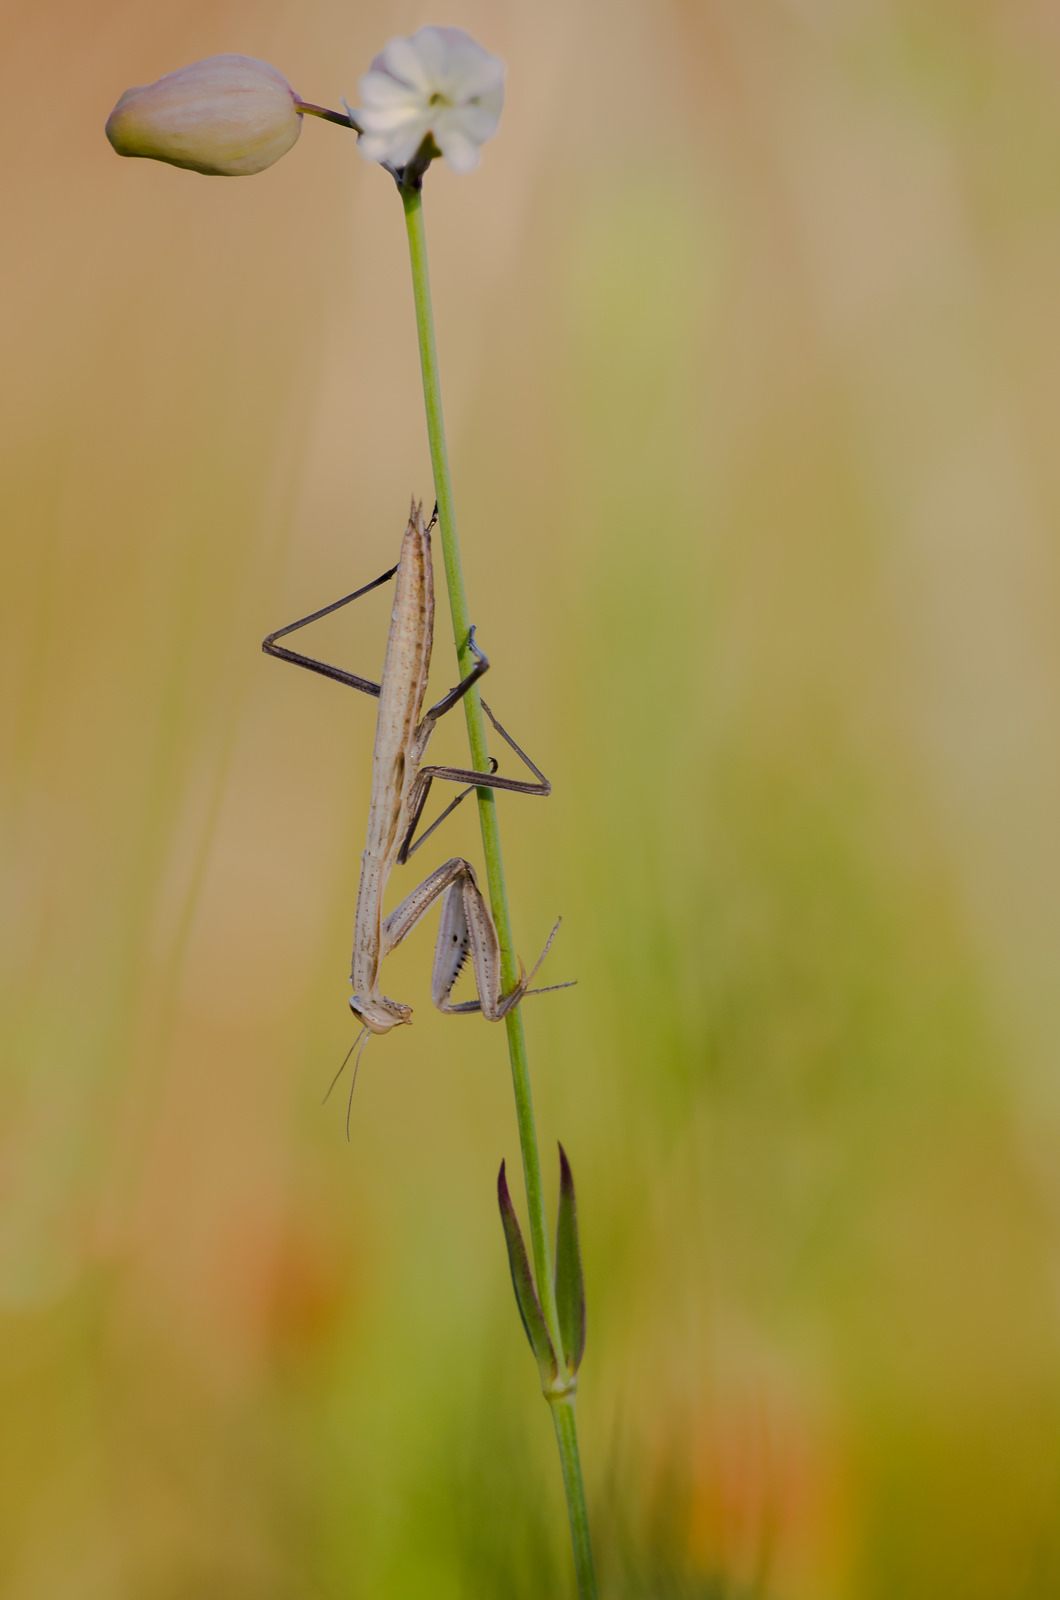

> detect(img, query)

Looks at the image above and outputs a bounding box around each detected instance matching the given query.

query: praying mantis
[263,500,564,1081]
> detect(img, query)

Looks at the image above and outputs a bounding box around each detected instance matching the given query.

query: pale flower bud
[105,54,302,177]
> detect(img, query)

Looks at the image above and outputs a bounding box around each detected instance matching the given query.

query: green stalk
[401,181,597,1600]
[551,1397,595,1591]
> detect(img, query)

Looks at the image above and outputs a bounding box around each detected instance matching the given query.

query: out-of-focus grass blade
[554,1143,586,1376]
[497,1161,557,1380]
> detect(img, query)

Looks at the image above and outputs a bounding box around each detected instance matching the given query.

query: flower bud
[105,54,302,177]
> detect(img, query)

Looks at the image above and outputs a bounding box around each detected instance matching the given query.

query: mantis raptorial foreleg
[380,855,563,1019]
[262,502,565,1043]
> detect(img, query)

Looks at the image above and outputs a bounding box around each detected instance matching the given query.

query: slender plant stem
[401,182,597,1600]
[294,99,360,130]
[551,1397,596,1595]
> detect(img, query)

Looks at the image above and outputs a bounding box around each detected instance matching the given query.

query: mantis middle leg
[264,584,551,846]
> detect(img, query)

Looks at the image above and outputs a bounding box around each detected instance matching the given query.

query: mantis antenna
[323,1026,367,1106]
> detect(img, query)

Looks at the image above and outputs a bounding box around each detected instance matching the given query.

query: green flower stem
[551,1396,596,1594]
[401,182,597,1600]
[294,99,360,130]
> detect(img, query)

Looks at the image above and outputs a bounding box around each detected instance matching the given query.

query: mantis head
[349,992,412,1034]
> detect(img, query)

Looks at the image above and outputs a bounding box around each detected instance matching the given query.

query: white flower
[354,27,505,175]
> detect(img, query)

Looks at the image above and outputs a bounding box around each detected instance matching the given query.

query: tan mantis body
[264,501,558,1043]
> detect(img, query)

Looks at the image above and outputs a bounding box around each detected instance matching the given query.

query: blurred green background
[5,1,1060,1594]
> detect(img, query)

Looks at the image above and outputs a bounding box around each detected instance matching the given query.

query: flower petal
[357,70,422,111]
[378,35,434,95]
[434,125,481,174]
[358,113,430,168]
[358,99,426,135]
[447,100,502,143]
[429,29,505,100]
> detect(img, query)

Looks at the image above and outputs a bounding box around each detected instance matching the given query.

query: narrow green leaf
[497,1161,557,1379]
[554,1143,586,1375]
